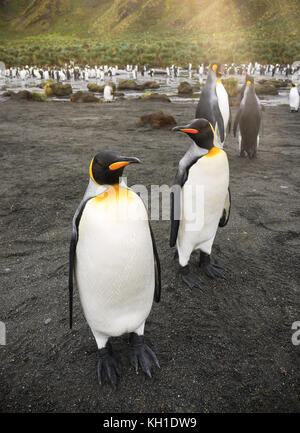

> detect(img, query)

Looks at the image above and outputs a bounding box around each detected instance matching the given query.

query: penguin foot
[199,252,226,279]
[97,342,121,388]
[202,262,226,279]
[129,333,160,378]
[179,265,204,289]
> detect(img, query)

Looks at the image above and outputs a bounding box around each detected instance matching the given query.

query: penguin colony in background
[2,61,299,82]
[69,60,297,387]
[2,61,298,116]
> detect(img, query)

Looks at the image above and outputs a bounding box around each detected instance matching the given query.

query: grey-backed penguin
[233,79,262,159]
[69,150,161,387]
[170,118,230,289]
[195,63,225,148]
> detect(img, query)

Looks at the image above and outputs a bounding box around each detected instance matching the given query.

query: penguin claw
[129,333,160,378]
[97,343,121,388]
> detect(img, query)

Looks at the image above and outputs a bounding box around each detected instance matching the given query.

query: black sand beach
[0,98,299,412]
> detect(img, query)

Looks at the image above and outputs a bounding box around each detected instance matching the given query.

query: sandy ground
[0,98,299,413]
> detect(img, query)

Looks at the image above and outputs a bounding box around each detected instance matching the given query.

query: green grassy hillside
[0,0,299,66]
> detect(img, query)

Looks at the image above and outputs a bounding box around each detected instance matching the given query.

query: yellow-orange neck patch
[89,157,101,185]
[205,146,222,158]
[208,122,216,144]
[93,185,135,203]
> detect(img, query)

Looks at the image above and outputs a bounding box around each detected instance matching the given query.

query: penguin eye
[95,159,104,168]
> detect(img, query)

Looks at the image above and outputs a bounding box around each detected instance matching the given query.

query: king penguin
[289,83,299,112]
[69,150,161,387]
[170,119,231,289]
[233,79,262,158]
[103,84,114,102]
[195,63,225,148]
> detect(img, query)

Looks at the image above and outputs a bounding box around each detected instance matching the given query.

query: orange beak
[180,128,199,134]
[108,156,141,170]
[109,161,131,171]
[173,126,199,134]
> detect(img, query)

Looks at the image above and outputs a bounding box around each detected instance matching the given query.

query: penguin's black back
[240,87,261,158]
[195,73,216,123]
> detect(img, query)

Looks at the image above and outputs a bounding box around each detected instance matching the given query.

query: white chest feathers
[216,81,230,132]
[178,147,229,257]
[104,85,113,101]
[75,186,155,337]
[289,87,299,110]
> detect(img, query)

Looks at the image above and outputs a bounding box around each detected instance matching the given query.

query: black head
[89,150,141,185]
[209,63,223,77]
[172,118,215,150]
[245,74,254,84]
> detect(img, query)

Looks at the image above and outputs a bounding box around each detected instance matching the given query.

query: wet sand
[0,98,299,412]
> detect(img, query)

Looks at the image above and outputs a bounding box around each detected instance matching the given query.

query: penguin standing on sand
[170,119,230,289]
[233,79,262,158]
[289,83,299,112]
[195,64,225,148]
[103,84,114,102]
[69,150,161,387]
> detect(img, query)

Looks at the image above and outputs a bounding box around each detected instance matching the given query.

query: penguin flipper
[239,84,246,103]
[68,198,92,329]
[228,107,232,134]
[170,155,202,247]
[148,223,161,303]
[68,232,76,330]
[170,188,180,248]
[170,166,188,248]
[214,103,225,143]
[233,109,241,137]
[219,188,231,227]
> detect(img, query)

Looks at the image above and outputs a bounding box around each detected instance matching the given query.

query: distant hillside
[1,0,299,39]
[0,0,299,66]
